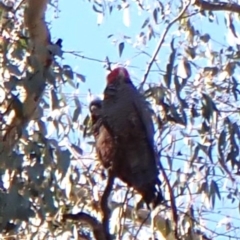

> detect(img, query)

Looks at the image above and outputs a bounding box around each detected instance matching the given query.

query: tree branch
[140,1,191,88]
[194,0,240,13]
[158,158,180,240]
[0,0,51,154]
[24,0,51,67]
[109,201,207,240]
[0,72,47,153]
[63,212,107,240]
[101,172,114,240]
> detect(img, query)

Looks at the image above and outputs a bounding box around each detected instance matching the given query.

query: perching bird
[90,67,163,209]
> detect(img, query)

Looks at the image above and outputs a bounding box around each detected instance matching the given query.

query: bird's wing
[132,91,155,147]
[93,119,116,169]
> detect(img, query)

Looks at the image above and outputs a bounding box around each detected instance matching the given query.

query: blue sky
[45,1,240,239]
[47,0,177,92]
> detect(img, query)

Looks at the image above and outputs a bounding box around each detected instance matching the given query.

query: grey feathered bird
[90,67,163,209]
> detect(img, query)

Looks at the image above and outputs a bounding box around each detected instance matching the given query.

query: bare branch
[0,0,51,154]
[140,1,191,87]
[63,212,107,240]
[24,0,51,67]
[0,72,46,155]
[101,172,114,240]
[65,51,115,65]
[194,0,240,13]
[158,158,180,240]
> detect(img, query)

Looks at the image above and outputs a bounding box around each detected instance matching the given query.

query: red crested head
[107,67,131,85]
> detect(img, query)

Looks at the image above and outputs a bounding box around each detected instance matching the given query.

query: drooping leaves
[118,42,124,57]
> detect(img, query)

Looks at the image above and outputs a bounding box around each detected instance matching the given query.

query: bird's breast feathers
[95,124,115,169]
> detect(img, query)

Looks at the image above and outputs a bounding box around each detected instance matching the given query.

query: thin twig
[158,151,180,240]
[65,51,115,65]
[117,189,129,239]
[140,1,191,88]
[13,0,26,13]
[64,51,140,70]
[101,171,115,240]
[105,56,112,71]
[134,212,151,240]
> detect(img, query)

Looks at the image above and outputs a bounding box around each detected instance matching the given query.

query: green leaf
[94,1,102,8]
[218,129,227,155]
[182,110,187,125]
[26,162,44,184]
[67,78,76,88]
[164,38,176,88]
[148,25,155,40]
[208,11,214,22]
[165,219,172,236]
[56,149,71,178]
[232,77,239,100]
[153,8,158,24]
[92,4,102,13]
[19,38,28,49]
[203,67,219,76]
[186,47,196,59]
[76,73,86,82]
[211,180,221,200]
[109,6,113,14]
[229,18,237,37]
[189,145,200,167]
[71,143,83,155]
[37,119,47,135]
[167,155,172,171]
[191,104,199,118]
[50,89,59,111]
[83,115,90,126]
[202,94,217,121]
[178,59,191,79]
[200,182,208,194]
[211,192,216,208]
[73,106,81,122]
[118,42,124,57]
[43,188,57,213]
[141,18,149,28]
[200,34,210,43]
[11,47,24,60]
[174,75,181,94]
[74,97,81,108]
[7,64,21,76]
[200,120,210,134]
[4,75,19,90]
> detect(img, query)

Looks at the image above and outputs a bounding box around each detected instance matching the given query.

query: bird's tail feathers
[139,179,164,210]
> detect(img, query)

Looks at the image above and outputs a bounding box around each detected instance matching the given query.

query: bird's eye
[90,106,97,112]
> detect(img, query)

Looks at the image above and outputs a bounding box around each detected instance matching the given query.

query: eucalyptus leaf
[118,42,124,57]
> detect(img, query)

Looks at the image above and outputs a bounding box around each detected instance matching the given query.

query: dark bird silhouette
[89,67,163,209]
